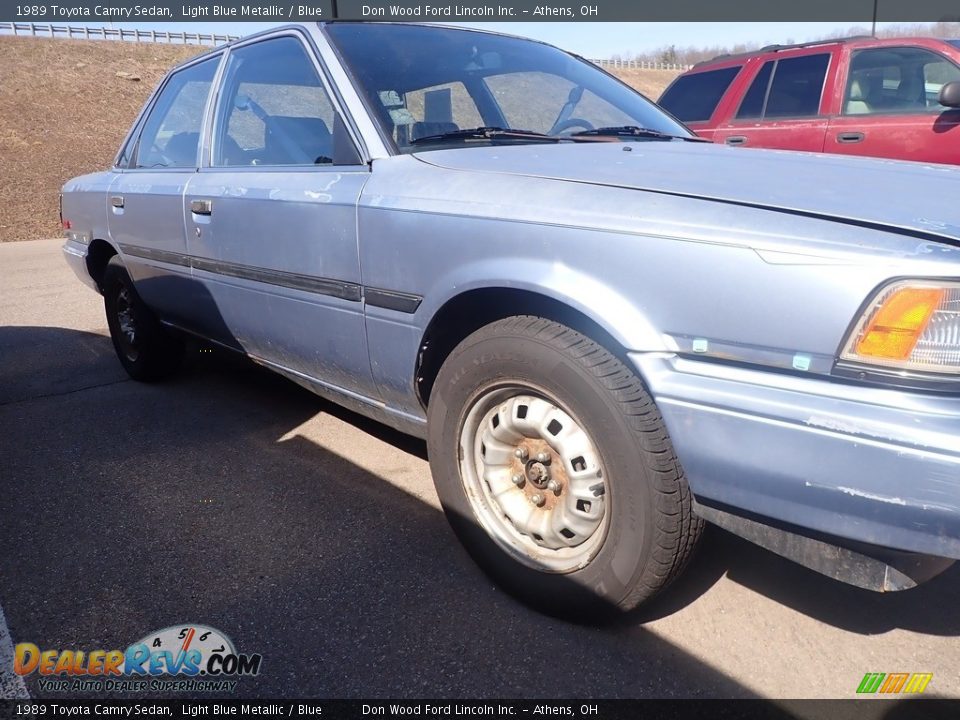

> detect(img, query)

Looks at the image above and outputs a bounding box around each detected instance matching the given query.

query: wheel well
[86,239,117,293]
[415,288,631,408]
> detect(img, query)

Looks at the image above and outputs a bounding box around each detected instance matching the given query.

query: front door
[827,45,960,165]
[183,33,374,397]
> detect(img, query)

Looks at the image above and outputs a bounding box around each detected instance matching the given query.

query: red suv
[658,37,960,164]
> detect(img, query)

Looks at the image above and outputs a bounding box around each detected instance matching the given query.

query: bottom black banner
[1,700,959,720]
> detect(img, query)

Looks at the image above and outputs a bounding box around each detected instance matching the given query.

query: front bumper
[62,238,98,293]
[633,353,960,559]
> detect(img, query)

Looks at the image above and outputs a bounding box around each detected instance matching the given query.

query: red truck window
[735,54,830,120]
[844,46,960,115]
[659,66,741,122]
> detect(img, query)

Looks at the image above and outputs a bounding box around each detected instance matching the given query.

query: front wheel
[103,255,184,381]
[427,316,702,618]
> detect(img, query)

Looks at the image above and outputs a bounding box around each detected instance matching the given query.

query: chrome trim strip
[118,243,363,303]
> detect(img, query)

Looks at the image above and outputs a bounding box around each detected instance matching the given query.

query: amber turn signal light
[854,287,945,361]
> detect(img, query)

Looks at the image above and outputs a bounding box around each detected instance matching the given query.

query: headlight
[841,281,960,374]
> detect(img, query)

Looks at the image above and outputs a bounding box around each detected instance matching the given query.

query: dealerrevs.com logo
[14,624,262,693]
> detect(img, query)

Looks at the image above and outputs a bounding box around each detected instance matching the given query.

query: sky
[58,21,911,58]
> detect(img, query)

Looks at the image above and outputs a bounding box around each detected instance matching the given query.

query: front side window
[844,46,960,115]
[659,66,741,122]
[213,36,349,166]
[326,23,691,153]
[134,56,219,169]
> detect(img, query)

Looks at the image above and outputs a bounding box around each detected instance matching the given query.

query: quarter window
[213,36,352,166]
[134,57,219,169]
[844,46,960,115]
[659,67,741,122]
[736,61,773,119]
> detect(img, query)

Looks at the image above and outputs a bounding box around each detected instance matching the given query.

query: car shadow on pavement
[0,325,956,706]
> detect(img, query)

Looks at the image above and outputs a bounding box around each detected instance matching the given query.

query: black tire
[427,316,702,618]
[103,255,184,381]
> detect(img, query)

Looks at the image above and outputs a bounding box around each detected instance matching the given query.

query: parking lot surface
[1,239,959,703]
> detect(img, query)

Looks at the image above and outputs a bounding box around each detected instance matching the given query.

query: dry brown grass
[613,68,681,99]
[0,37,203,241]
[0,36,680,242]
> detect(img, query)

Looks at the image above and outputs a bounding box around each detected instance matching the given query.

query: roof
[692,35,955,69]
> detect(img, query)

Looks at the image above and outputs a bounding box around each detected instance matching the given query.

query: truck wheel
[427,316,702,618]
[103,255,184,381]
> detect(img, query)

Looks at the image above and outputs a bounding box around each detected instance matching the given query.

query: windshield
[325,23,692,153]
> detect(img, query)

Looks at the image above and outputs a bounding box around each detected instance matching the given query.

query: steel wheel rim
[115,286,139,362]
[458,383,609,573]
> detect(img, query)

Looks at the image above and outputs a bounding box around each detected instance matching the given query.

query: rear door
[827,44,960,164]
[108,54,221,325]
[712,49,834,152]
[183,32,375,396]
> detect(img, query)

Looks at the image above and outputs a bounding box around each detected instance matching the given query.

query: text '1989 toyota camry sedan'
[61,22,960,617]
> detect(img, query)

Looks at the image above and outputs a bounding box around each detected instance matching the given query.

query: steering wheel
[549,118,595,135]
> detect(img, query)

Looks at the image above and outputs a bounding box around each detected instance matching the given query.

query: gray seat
[846,79,872,115]
[163,132,200,167]
[264,116,332,164]
[410,121,459,141]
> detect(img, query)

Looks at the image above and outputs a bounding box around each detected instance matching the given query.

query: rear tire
[427,316,702,618]
[103,255,184,381]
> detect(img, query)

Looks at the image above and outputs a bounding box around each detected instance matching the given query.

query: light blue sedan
[61,22,960,617]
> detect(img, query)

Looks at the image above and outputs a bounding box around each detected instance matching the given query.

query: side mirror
[939,81,960,109]
[234,94,251,112]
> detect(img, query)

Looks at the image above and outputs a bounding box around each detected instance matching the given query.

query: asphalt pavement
[1,239,959,705]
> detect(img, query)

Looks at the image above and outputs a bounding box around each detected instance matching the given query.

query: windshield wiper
[570,126,709,142]
[409,126,564,145]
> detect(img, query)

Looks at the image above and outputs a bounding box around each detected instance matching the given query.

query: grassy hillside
[0,36,680,242]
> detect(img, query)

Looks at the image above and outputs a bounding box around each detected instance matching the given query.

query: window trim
[840,45,960,118]
[203,28,366,172]
[114,51,224,171]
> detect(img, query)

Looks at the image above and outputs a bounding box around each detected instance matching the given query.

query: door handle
[190,199,213,215]
[110,196,124,209]
[725,136,747,146]
[837,131,865,144]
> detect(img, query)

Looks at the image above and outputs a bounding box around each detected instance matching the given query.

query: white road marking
[0,602,29,699]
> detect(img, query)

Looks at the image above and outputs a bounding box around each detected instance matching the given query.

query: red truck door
[712,49,834,152]
[827,45,960,165]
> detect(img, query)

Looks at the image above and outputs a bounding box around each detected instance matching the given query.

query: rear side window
[134,57,219,169]
[765,54,830,118]
[659,66,741,122]
[734,53,829,120]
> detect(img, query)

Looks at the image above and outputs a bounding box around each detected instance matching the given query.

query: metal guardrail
[589,58,691,71]
[0,24,686,64]
[0,22,238,45]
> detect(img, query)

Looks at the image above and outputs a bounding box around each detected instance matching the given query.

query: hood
[414,141,960,245]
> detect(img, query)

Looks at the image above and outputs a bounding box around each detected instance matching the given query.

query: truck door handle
[190,199,213,215]
[725,136,747,146]
[110,196,124,209]
[837,131,865,144]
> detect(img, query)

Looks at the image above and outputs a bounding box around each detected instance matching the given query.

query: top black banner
[1,0,960,24]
